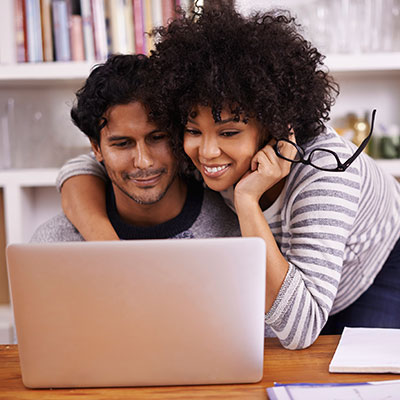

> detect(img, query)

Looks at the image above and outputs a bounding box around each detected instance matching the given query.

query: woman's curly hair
[150,2,339,150]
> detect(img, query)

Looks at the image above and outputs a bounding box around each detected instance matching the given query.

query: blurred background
[0,0,399,342]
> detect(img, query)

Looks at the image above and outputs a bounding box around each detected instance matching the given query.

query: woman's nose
[199,135,221,160]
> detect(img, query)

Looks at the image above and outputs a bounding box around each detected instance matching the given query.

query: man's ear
[90,139,103,162]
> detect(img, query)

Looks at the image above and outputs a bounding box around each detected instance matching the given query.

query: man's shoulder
[30,213,84,243]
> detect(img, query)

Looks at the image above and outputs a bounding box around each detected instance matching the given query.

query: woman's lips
[202,164,230,178]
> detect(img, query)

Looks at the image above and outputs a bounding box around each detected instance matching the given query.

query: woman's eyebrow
[216,118,237,125]
[187,117,239,125]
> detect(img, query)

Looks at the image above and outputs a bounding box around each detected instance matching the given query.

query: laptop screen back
[7,237,266,388]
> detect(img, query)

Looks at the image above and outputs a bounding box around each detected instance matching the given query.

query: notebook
[6,237,266,388]
[329,327,400,373]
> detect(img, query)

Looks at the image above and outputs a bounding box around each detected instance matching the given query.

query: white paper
[329,327,400,373]
[285,381,400,400]
[267,380,400,400]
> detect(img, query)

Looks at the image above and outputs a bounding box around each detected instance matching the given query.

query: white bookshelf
[0,61,96,85]
[325,53,400,73]
[0,169,60,244]
[1,53,399,84]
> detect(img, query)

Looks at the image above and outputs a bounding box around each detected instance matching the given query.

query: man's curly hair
[150,2,339,149]
[71,54,152,145]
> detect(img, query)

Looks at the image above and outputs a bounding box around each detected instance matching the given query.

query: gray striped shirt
[221,127,400,349]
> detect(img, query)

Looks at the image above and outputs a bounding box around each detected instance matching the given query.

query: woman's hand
[234,134,297,205]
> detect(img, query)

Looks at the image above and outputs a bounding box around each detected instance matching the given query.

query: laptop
[6,237,266,389]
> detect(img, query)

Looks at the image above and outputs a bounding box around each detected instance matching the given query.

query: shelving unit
[325,52,400,72]
[0,169,60,244]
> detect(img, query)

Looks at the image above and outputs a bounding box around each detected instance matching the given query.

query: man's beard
[112,170,176,205]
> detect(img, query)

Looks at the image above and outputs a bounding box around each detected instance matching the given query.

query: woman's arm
[234,139,360,350]
[57,153,119,241]
[61,175,119,240]
[234,141,295,312]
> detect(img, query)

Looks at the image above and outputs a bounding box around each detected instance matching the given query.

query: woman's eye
[185,128,201,136]
[220,131,240,137]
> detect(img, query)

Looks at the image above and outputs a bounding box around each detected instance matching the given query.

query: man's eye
[151,133,168,141]
[220,131,240,137]
[113,141,129,147]
[185,128,201,136]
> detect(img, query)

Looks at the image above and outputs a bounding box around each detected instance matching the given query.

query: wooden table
[0,335,398,399]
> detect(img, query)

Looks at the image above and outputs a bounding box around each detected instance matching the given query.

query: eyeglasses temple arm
[343,109,376,168]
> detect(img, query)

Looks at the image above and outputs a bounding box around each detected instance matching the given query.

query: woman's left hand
[234,135,297,204]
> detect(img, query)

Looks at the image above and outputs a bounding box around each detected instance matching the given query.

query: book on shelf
[80,0,95,61]
[106,0,135,55]
[4,0,190,65]
[162,0,175,26]
[133,0,145,54]
[70,14,85,61]
[143,0,153,53]
[0,0,17,64]
[124,0,135,55]
[15,0,28,62]
[91,0,108,61]
[25,0,44,62]
[52,0,71,61]
[40,0,54,61]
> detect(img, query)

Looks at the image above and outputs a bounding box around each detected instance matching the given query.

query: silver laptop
[6,237,266,389]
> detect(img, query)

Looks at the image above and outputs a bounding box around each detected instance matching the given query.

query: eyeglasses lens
[309,150,338,170]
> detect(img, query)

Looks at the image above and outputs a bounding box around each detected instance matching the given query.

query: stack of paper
[267,380,400,400]
[329,327,400,373]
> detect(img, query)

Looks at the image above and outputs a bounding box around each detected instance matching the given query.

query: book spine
[25,0,43,62]
[80,0,95,61]
[132,0,145,54]
[15,0,27,62]
[143,0,153,52]
[107,0,127,54]
[91,0,108,60]
[151,0,163,29]
[161,0,175,26]
[40,0,54,61]
[124,0,135,54]
[52,0,71,61]
[70,15,85,61]
[0,0,17,64]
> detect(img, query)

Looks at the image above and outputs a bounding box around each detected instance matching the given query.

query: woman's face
[184,105,261,192]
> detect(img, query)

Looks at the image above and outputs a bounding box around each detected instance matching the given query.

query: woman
[58,3,400,349]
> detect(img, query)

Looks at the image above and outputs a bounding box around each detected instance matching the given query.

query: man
[32,54,239,242]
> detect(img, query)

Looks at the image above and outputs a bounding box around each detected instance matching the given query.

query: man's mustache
[123,168,166,179]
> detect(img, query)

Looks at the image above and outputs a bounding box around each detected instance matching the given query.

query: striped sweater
[221,127,400,349]
[57,127,400,350]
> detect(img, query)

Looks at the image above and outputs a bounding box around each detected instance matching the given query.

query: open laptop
[6,237,266,389]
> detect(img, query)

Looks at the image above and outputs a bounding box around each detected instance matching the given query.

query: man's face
[91,102,179,206]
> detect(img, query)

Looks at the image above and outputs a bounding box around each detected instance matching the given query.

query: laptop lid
[6,237,266,388]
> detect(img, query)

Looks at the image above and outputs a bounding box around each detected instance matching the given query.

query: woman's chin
[202,175,234,192]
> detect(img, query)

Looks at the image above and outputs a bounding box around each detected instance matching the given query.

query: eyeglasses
[273,109,376,172]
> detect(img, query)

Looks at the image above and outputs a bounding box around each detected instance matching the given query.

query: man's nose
[199,135,221,160]
[133,143,154,169]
